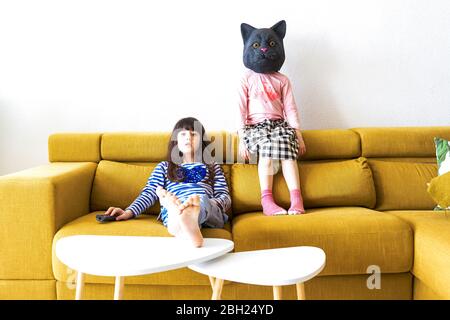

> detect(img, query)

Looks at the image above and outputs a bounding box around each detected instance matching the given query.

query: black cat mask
[241,20,286,74]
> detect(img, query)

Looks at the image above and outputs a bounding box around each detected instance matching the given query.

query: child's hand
[296,130,306,156]
[238,138,250,161]
[104,207,135,221]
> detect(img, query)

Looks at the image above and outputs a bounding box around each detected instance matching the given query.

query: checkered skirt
[243,119,299,160]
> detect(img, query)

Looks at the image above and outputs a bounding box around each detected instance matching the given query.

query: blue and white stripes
[126,161,231,217]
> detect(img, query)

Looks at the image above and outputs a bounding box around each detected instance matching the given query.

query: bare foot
[156,186,183,236]
[178,195,204,247]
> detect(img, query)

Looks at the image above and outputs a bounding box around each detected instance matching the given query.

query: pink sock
[261,190,287,216]
[288,189,305,214]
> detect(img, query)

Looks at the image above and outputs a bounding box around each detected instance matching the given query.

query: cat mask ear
[271,20,286,39]
[241,23,256,43]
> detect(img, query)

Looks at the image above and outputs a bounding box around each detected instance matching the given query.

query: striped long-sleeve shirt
[126,161,231,218]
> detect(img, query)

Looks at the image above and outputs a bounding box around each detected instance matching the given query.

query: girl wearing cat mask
[238,20,307,216]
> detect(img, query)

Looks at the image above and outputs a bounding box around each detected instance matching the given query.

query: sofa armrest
[0,162,97,280]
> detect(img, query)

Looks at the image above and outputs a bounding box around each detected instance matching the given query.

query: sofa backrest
[48,126,450,215]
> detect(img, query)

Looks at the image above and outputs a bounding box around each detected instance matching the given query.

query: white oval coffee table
[55,235,234,300]
[189,246,326,300]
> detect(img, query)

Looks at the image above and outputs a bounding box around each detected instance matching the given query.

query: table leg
[209,276,216,289]
[114,276,125,300]
[273,286,282,300]
[296,282,305,300]
[75,271,85,300]
[211,278,224,300]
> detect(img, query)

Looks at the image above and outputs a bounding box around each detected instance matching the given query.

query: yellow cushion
[368,160,437,210]
[231,207,413,275]
[52,212,232,286]
[427,171,450,208]
[91,160,160,214]
[231,157,376,215]
[352,127,450,158]
[101,131,227,162]
[48,133,102,162]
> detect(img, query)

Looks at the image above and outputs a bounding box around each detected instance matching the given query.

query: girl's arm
[237,76,251,160]
[126,161,167,217]
[282,79,306,155]
[210,163,232,213]
[282,78,301,130]
[237,76,249,135]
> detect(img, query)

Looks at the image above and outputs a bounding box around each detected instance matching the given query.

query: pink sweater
[238,69,301,130]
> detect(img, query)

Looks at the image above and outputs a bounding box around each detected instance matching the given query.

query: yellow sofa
[1,127,449,300]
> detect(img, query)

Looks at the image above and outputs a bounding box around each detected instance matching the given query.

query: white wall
[1,0,449,175]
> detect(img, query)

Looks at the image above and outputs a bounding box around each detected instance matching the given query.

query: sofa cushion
[231,157,376,215]
[231,207,413,276]
[368,160,437,211]
[91,160,160,214]
[427,172,450,210]
[52,212,232,286]
[385,210,450,298]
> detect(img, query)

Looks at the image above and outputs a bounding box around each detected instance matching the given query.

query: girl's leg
[156,187,182,236]
[281,160,300,190]
[178,195,204,247]
[198,194,228,228]
[259,157,287,215]
[281,160,305,214]
[258,157,274,191]
[156,187,203,247]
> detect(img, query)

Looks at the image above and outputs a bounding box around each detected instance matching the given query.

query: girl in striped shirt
[104,117,231,247]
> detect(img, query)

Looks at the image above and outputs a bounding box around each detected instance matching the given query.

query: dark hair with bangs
[166,117,215,184]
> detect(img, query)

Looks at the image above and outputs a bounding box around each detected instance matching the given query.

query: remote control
[96,214,117,223]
